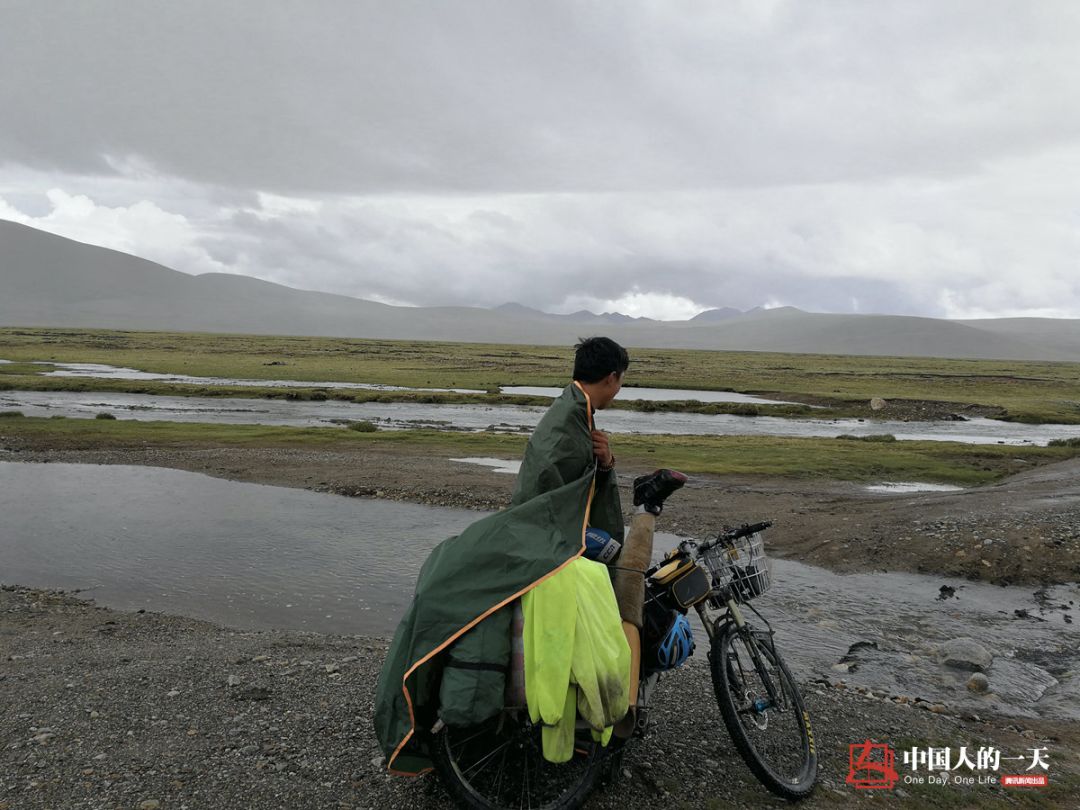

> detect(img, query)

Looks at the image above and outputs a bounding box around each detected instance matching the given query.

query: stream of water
[8,360,797,405]
[1,462,1075,720]
[5,389,1080,446]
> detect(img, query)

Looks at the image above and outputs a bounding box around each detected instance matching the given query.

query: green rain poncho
[374,382,623,775]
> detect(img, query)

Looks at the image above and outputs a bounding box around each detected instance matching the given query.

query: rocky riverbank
[3,587,1078,810]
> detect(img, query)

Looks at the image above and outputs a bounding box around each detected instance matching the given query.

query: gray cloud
[2,2,1079,318]
[3,2,1079,194]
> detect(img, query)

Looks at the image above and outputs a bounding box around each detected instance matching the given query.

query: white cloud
[0,188,229,276]
[5,149,1079,320]
[938,290,1080,321]
[248,192,323,221]
[0,197,29,224]
[363,291,418,308]
[556,290,706,321]
[762,298,790,310]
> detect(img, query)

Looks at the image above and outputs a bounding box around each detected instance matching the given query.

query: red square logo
[847,740,899,790]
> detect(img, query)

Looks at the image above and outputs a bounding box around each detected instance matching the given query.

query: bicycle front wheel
[430,712,603,810]
[710,622,818,800]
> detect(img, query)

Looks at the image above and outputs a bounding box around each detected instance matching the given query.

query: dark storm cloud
[3,1,1078,194]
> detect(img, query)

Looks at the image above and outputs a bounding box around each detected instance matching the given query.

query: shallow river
[1,462,1075,720]
[6,360,796,405]
[5,389,1080,446]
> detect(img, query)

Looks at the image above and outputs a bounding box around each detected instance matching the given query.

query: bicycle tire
[430,713,603,810]
[710,622,818,800]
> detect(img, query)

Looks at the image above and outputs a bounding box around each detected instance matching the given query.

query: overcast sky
[2,1,1079,319]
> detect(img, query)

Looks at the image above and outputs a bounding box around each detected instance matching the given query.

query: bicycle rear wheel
[431,712,603,810]
[710,622,817,800]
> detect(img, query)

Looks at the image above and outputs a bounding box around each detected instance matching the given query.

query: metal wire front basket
[701,531,773,600]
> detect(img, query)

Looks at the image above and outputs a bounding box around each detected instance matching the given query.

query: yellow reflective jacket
[522,557,630,762]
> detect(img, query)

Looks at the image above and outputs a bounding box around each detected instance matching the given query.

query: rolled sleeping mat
[611,512,656,738]
[611,512,656,628]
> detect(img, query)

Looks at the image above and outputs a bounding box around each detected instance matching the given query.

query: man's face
[595,371,624,410]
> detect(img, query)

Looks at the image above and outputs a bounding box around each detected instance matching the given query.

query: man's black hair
[573,336,630,383]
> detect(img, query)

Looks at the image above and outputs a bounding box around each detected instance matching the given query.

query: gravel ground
[4,441,1080,807]
[3,587,1078,810]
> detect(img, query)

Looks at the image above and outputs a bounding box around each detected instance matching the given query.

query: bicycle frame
[696,591,784,711]
[637,528,786,720]
[431,519,818,807]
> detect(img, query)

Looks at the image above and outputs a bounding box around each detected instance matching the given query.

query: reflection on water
[865,482,967,494]
[450,457,522,475]
[5,389,1080,446]
[0,461,478,636]
[2,462,1076,720]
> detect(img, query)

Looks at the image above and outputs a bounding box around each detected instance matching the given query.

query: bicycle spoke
[451,724,500,750]
[440,716,601,808]
[492,744,509,801]
[462,738,513,779]
[522,742,531,809]
[711,623,817,799]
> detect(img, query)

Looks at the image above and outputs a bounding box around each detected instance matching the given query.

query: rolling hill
[2,219,1077,361]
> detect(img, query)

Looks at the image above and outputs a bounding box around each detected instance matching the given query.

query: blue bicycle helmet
[655,613,694,670]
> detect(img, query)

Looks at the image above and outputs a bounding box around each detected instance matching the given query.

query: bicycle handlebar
[697,520,772,554]
[727,521,772,541]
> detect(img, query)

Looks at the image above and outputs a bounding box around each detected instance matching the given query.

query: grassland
[2,327,1079,423]
[2,414,1076,485]
[3,327,1080,484]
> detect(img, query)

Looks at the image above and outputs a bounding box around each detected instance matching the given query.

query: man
[373,337,683,773]
[510,336,630,548]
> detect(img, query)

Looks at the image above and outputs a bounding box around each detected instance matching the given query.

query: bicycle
[429,520,818,808]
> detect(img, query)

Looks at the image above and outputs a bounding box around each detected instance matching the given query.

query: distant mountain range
[2,219,1079,361]
[492,302,658,325]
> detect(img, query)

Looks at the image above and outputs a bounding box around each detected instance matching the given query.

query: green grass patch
[3,327,1080,423]
[346,420,378,432]
[3,416,1077,485]
[0,361,50,375]
[612,433,1070,485]
[1048,437,1080,448]
[0,410,24,418]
